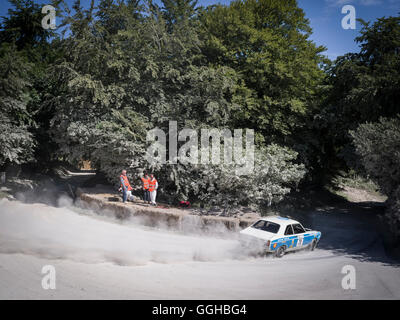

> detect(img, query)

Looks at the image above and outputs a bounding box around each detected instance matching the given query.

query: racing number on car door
[292,224,305,247]
[297,236,303,247]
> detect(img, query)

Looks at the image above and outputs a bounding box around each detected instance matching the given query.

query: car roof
[258,216,300,226]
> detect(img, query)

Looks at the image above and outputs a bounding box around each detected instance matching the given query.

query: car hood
[240,227,276,242]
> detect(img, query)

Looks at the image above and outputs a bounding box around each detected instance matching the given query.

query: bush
[153,144,305,211]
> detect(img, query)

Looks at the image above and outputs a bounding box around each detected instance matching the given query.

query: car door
[283,225,297,251]
[292,223,306,248]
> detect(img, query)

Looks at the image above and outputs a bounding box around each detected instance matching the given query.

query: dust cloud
[0,198,254,266]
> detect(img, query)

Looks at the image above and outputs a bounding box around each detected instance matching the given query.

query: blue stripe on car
[270,233,320,251]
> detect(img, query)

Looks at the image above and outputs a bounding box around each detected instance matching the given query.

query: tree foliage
[0,43,35,167]
[0,0,55,50]
[164,144,305,210]
[312,15,400,178]
[351,118,400,236]
[198,0,326,142]
[35,0,307,208]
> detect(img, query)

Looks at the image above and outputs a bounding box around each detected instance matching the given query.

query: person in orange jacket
[148,174,158,206]
[141,172,150,204]
[119,169,134,203]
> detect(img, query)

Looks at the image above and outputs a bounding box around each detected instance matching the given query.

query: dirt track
[0,193,399,299]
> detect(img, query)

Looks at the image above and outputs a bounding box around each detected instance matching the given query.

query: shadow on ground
[281,188,400,267]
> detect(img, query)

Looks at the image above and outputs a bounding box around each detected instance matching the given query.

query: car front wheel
[310,239,318,251]
[275,246,286,258]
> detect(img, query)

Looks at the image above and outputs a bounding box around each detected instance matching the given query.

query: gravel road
[0,198,399,299]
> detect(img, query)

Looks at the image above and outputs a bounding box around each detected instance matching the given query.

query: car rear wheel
[310,239,318,251]
[275,245,286,258]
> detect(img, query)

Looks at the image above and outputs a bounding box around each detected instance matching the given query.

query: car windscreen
[251,220,280,234]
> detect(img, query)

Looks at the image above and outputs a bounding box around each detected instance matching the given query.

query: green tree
[315,15,400,178]
[161,0,198,30]
[0,0,55,50]
[0,43,35,168]
[0,0,63,166]
[47,0,239,173]
[198,0,326,143]
[46,0,146,172]
[43,0,306,210]
[351,117,400,237]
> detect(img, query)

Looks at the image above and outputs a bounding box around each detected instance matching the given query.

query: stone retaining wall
[77,188,257,232]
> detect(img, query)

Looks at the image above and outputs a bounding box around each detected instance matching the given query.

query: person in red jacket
[148,174,158,206]
[141,172,150,204]
[119,170,134,203]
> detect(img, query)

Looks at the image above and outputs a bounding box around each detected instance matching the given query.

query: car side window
[284,225,294,235]
[292,224,305,234]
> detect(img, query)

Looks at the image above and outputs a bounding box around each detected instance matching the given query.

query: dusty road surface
[0,198,399,300]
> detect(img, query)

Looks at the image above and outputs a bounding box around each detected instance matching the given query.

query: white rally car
[239,216,321,258]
